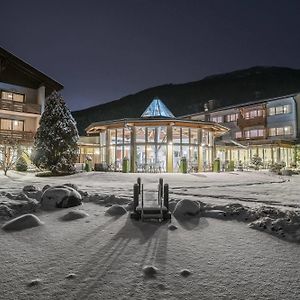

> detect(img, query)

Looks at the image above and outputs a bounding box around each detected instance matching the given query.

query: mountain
[72,66,300,135]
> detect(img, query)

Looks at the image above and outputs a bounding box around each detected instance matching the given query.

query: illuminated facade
[85,98,228,172]
[184,94,300,168]
[0,47,63,150]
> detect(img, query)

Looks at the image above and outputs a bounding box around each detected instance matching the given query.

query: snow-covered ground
[0,170,298,209]
[0,171,299,299]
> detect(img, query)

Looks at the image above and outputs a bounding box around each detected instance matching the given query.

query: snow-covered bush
[16,156,28,172]
[250,154,263,170]
[31,91,79,175]
[269,161,286,174]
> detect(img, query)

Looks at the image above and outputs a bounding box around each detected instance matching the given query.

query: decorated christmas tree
[32,91,79,174]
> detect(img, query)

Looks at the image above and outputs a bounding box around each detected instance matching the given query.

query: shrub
[84,162,91,172]
[16,156,28,172]
[269,161,286,174]
[250,154,263,170]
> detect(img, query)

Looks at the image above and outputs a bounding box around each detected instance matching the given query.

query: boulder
[168,224,178,231]
[173,199,200,218]
[105,204,127,216]
[142,265,158,277]
[23,185,38,192]
[61,210,89,221]
[2,214,43,231]
[41,186,82,210]
[180,269,192,277]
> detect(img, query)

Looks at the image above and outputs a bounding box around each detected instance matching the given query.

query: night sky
[1,0,300,111]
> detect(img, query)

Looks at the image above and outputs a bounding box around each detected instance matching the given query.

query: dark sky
[1,0,300,111]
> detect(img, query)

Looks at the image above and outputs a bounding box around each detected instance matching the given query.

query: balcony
[0,99,41,114]
[237,114,266,128]
[0,130,35,143]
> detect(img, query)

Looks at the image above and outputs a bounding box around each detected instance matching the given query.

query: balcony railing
[0,130,35,143]
[0,99,41,114]
[237,115,266,128]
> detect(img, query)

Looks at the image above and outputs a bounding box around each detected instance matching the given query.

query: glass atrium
[85,98,227,172]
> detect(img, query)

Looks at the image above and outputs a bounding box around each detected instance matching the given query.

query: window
[268,126,293,136]
[235,131,242,139]
[210,116,223,123]
[190,128,198,144]
[172,127,181,143]
[124,128,131,144]
[244,109,264,119]
[268,105,291,116]
[0,119,24,131]
[147,127,156,143]
[1,91,25,102]
[157,127,167,143]
[181,128,189,144]
[225,113,238,122]
[109,129,116,145]
[136,127,146,143]
[244,129,265,139]
[116,128,123,144]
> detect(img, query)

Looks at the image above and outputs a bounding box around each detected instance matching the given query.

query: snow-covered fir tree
[32,91,79,174]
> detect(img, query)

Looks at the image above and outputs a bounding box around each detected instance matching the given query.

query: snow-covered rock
[168,224,178,231]
[0,195,39,219]
[27,278,42,287]
[23,185,38,192]
[65,273,76,279]
[249,212,300,243]
[180,269,192,277]
[61,210,89,221]
[41,186,82,210]
[105,205,127,216]
[2,214,43,231]
[173,199,201,218]
[142,265,158,277]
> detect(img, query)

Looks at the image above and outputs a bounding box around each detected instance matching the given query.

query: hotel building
[183,94,300,168]
[0,47,63,152]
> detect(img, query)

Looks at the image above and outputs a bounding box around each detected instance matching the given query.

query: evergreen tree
[32,91,79,174]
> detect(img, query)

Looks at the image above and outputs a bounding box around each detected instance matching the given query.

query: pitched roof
[141,97,175,118]
[0,47,63,95]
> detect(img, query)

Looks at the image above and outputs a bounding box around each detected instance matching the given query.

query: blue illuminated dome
[141,97,175,118]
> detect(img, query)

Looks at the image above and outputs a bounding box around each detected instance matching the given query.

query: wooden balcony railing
[0,99,41,114]
[0,130,35,143]
[237,114,266,128]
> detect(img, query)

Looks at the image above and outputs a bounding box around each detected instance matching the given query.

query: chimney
[207,99,216,111]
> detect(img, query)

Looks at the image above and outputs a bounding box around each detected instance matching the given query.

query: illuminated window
[268,105,291,116]
[211,116,223,123]
[172,127,181,143]
[0,119,24,131]
[124,128,131,144]
[225,113,238,122]
[190,128,198,144]
[244,129,265,139]
[147,127,156,143]
[1,91,25,102]
[268,126,293,136]
[181,128,189,144]
[235,131,242,139]
[157,127,167,143]
[136,127,146,143]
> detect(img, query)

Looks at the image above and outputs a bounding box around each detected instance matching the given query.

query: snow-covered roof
[141,98,175,118]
